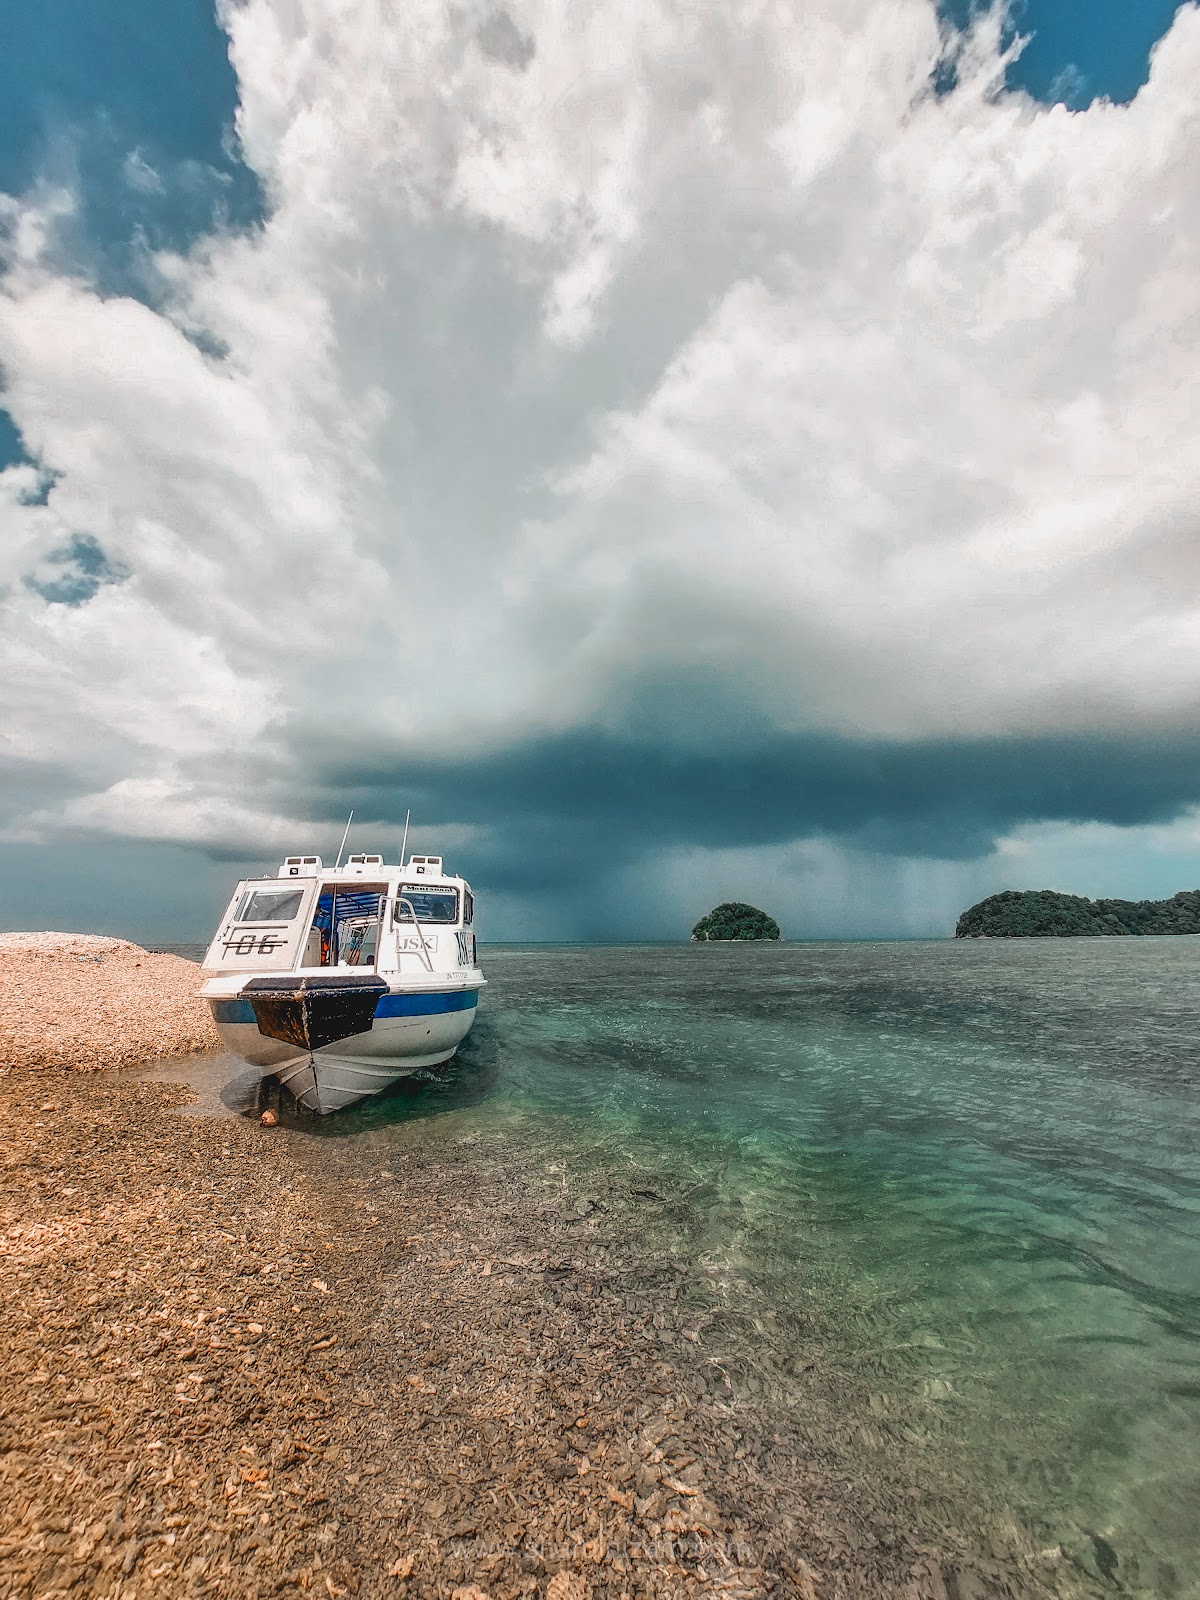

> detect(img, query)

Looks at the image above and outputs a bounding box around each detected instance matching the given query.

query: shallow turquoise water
[274,939,1200,1593]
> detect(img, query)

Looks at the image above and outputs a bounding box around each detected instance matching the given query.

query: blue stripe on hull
[375,990,478,1017]
[210,989,479,1026]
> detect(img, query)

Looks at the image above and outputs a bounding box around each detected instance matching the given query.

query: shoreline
[1,1068,1099,1600]
[1,944,1101,1598]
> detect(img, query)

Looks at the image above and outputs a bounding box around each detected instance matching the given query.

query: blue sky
[946,0,1186,104]
[2,0,1199,941]
[0,0,259,305]
[0,0,259,473]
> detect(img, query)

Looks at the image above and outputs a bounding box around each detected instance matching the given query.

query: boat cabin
[201,854,477,980]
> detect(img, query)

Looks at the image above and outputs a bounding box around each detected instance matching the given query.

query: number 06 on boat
[197,851,485,1114]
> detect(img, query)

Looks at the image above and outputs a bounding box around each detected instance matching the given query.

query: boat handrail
[394,897,435,973]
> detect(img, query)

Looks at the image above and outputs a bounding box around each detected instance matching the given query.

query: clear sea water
[173,939,1200,1594]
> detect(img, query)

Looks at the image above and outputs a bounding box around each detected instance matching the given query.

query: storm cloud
[318,725,1200,884]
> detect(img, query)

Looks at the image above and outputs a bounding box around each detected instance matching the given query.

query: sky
[1,0,1199,943]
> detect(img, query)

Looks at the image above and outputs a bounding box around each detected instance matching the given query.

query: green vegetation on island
[691,902,781,941]
[955,888,1200,938]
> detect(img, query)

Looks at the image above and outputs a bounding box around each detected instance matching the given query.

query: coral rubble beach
[0,939,1095,1599]
[0,933,219,1072]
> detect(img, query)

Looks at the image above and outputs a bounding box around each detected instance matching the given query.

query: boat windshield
[393,887,459,925]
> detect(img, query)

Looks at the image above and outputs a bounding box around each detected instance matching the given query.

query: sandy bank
[0,934,218,1072]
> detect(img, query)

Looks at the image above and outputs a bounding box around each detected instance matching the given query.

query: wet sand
[0,947,1099,1598]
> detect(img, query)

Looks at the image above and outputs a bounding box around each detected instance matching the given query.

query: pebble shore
[0,934,218,1072]
[0,942,1099,1599]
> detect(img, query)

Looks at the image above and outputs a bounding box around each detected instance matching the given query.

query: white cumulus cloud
[1,0,1199,875]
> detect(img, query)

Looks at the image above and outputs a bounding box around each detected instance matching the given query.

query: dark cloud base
[317,726,1200,892]
[9,729,1198,943]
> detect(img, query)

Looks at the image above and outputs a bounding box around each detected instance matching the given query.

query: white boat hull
[208,991,479,1114]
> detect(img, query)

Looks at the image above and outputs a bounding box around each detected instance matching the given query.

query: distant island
[956,889,1200,938]
[692,902,781,941]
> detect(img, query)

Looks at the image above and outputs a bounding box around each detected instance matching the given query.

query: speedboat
[198,850,485,1114]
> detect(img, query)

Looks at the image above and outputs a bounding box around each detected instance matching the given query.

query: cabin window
[463,890,474,926]
[235,888,306,923]
[393,887,459,925]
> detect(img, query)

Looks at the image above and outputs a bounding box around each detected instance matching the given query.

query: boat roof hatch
[345,853,385,874]
[407,855,442,876]
[272,851,457,882]
[279,855,322,878]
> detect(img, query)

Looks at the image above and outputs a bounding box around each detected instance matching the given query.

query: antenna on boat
[399,808,411,869]
[335,809,354,869]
